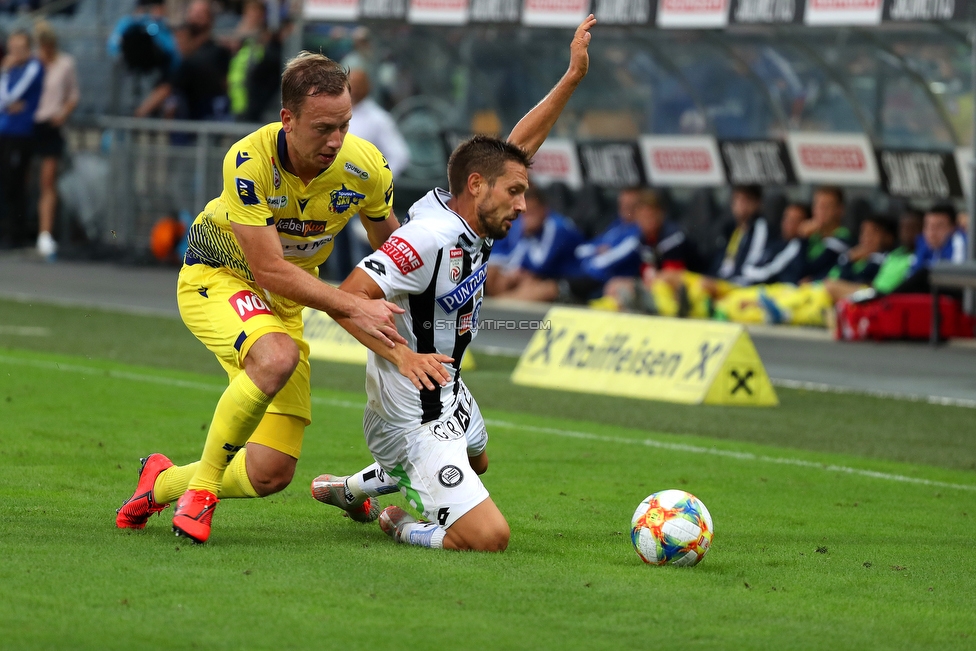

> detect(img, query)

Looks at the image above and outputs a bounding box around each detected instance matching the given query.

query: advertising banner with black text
[719,139,797,186]
[578,141,647,188]
[729,0,805,23]
[877,149,963,199]
[593,0,657,24]
[882,0,967,21]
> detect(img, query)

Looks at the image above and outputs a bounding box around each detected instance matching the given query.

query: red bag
[834,294,976,341]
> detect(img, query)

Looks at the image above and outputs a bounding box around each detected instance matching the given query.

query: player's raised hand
[352,297,407,348]
[397,351,455,391]
[568,14,596,81]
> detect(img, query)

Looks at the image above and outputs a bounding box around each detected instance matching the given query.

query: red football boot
[116,454,174,529]
[172,489,219,543]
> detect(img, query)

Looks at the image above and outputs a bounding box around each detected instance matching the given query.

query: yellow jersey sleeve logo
[236,178,260,206]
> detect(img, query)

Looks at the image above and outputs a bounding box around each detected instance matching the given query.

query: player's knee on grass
[245,443,297,496]
[244,333,300,396]
[444,499,509,552]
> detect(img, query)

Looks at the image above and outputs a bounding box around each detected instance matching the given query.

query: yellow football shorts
[177,263,311,458]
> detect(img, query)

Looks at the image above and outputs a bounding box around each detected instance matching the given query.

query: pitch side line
[2,354,974,493]
[770,378,976,409]
[482,419,976,493]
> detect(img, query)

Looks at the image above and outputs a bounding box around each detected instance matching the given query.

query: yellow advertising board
[303,308,476,370]
[512,307,777,406]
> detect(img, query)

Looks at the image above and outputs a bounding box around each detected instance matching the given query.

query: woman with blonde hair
[33,20,79,260]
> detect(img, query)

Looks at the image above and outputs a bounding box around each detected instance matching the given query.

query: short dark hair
[814,185,845,205]
[862,214,897,240]
[785,202,810,219]
[899,208,923,224]
[281,52,349,116]
[927,203,957,223]
[635,189,663,211]
[732,184,763,202]
[447,135,532,196]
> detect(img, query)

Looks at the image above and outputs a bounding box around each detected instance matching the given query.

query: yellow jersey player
[115,53,452,543]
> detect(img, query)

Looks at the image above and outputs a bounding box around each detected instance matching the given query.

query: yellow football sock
[187,371,271,495]
[219,448,260,498]
[153,451,259,502]
[153,463,198,504]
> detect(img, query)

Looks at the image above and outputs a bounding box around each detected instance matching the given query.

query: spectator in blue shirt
[486,185,583,299]
[892,204,967,294]
[560,189,695,304]
[911,204,966,274]
[0,30,44,249]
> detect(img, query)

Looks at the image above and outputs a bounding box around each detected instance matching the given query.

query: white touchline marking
[771,378,976,409]
[2,354,974,493]
[0,326,51,337]
[483,419,976,493]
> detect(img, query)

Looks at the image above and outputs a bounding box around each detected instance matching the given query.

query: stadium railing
[63,117,261,260]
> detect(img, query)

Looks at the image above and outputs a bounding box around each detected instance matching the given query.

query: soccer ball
[631,489,713,566]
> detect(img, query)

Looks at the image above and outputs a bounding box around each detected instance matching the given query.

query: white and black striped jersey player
[356,187,494,530]
[310,14,597,552]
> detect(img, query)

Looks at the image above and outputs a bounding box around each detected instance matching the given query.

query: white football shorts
[363,384,489,528]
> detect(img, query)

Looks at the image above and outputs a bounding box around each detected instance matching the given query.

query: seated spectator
[716,215,896,326]
[736,202,810,287]
[523,186,648,302]
[587,190,699,313]
[630,184,768,318]
[890,203,967,294]
[800,185,851,281]
[712,184,769,282]
[606,185,641,231]
[485,186,583,300]
[824,210,922,303]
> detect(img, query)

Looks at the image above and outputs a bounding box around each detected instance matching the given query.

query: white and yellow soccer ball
[631,489,713,566]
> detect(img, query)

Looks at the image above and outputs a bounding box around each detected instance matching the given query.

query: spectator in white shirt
[341,66,411,269]
[348,67,409,177]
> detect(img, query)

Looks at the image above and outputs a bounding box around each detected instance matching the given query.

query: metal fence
[65,117,261,259]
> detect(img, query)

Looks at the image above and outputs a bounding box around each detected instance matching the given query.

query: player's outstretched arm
[506,14,595,158]
[232,222,407,347]
[337,268,454,390]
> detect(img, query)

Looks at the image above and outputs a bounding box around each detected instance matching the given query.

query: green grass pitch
[1,299,975,650]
